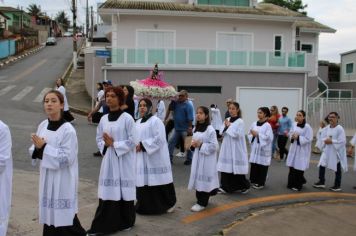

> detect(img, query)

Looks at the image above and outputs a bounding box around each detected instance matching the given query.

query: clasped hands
[31,134,46,149]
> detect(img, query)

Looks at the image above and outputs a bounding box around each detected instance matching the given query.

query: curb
[0,45,45,68]
[69,105,89,116]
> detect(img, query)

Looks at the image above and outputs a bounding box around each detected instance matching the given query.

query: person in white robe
[347,132,356,189]
[88,86,137,235]
[29,90,85,236]
[210,104,223,139]
[155,100,166,121]
[217,102,250,194]
[313,112,347,192]
[248,107,274,190]
[313,119,328,154]
[188,106,219,212]
[56,78,75,122]
[135,98,176,214]
[286,110,313,191]
[0,121,12,236]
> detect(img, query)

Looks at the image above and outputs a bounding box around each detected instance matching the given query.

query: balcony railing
[107,48,306,70]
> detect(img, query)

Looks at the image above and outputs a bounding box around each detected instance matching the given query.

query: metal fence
[307,97,356,136]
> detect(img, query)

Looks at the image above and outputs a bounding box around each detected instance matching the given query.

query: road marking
[12,59,47,81]
[181,192,356,224]
[33,87,52,102]
[11,86,34,101]
[0,85,16,96]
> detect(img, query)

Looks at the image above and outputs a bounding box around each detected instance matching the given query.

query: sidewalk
[223,200,356,236]
[65,68,92,115]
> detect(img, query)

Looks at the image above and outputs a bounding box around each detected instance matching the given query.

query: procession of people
[1,66,356,236]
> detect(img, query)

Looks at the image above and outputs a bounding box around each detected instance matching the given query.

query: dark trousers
[196,189,218,207]
[250,163,269,186]
[220,172,250,193]
[165,119,184,152]
[287,167,306,190]
[277,135,289,160]
[319,163,342,187]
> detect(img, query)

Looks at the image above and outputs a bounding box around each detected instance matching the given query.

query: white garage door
[237,87,303,133]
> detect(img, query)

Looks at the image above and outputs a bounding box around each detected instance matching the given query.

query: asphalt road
[1,40,356,235]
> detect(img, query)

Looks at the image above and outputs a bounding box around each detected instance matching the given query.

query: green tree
[263,0,307,15]
[27,3,42,17]
[55,11,70,31]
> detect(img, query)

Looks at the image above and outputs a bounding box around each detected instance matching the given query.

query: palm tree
[55,11,70,31]
[27,4,42,17]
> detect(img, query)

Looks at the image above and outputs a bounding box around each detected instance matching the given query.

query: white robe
[248,122,274,166]
[350,133,356,171]
[97,113,137,201]
[318,124,348,172]
[56,86,69,111]
[189,125,219,192]
[217,118,249,174]
[286,123,313,171]
[29,120,79,227]
[315,127,327,150]
[210,107,223,131]
[0,121,12,236]
[135,116,173,187]
[155,100,166,121]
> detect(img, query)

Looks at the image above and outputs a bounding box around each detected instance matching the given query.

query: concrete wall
[116,15,294,52]
[318,65,329,83]
[328,82,356,97]
[38,30,48,45]
[341,52,356,81]
[299,32,318,77]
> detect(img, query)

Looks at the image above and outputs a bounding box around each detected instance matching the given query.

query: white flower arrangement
[130,80,177,99]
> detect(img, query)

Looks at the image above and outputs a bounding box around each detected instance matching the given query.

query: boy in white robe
[313,112,347,192]
[210,104,223,139]
[0,121,12,236]
[155,100,166,121]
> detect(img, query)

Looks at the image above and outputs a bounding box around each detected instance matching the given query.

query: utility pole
[90,6,94,41]
[86,0,89,38]
[72,0,77,69]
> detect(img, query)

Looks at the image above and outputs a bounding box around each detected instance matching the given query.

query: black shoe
[353,186,356,190]
[313,181,325,189]
[93,151,102,157]
[184,160,192,165]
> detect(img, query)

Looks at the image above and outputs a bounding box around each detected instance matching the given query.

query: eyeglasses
[328,116,337,119]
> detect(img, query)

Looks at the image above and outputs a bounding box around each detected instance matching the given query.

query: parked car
[76,32,83,37]
[46,37,57,46]
[63,32,73,37]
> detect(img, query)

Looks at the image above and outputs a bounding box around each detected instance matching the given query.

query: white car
[46,37,57,46]
[63,32,73,37]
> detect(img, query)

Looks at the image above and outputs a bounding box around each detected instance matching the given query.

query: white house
[340,49,356,82]
[86,0,335,129]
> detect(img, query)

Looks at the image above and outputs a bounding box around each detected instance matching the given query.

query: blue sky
[1,0,354,63]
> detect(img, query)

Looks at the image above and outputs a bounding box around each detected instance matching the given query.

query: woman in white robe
[135,98,176,215]
[29,90,85,236]
[56,78,74,122]
[347,133,356,189]
[210,104,223,139]
[88,86,137,235]
[248,107,274,190]
[286,110,313,191]
[217,102,250,194]
[0,121,12,236]
[188,106,219,212]
[313,112,347,192]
